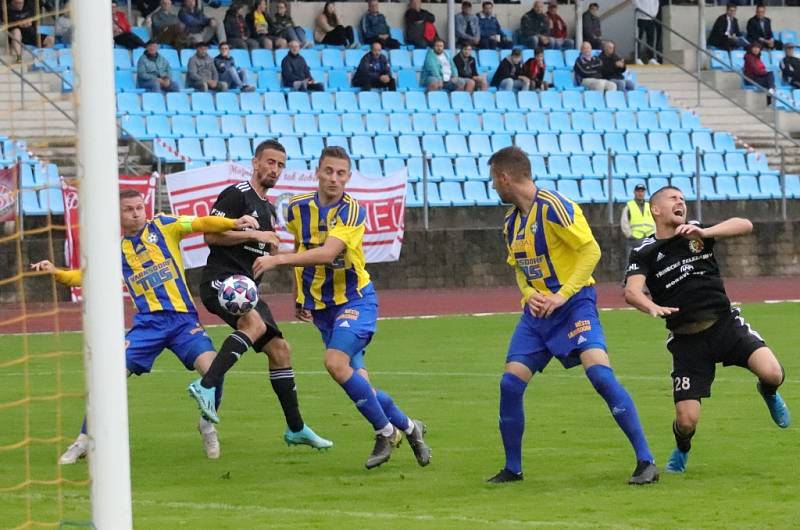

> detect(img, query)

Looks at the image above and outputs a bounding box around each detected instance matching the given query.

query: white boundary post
[73,0,133,528]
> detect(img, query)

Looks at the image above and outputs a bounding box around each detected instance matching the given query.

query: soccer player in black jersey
[188,139,332,450]
[624,186,790,473]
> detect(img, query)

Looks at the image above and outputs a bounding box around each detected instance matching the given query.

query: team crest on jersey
[529,222,538,234]
[688,239,704,253]
[146,232,158,244]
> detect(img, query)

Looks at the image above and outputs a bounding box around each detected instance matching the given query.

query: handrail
[634,7,800,152]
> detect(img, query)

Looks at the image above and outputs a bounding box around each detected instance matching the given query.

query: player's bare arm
[31,260,82,287]
[204,228,280,247]
[30,260,56,273]
[624,274,679,318]
[252,237,346,277]
[676,217,753,240]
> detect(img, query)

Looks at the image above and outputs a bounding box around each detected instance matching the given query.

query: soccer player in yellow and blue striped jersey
[32,189,258,464]
[252,147,431,470]
[485,147,658,485]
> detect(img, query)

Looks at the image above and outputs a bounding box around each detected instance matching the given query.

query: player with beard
[624,186,790,473]
[189,139,332,450]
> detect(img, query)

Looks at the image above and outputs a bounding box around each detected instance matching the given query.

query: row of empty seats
[117,89,670,117]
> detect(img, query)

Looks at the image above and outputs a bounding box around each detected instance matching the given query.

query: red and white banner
[165,162,407,270]
[0,164,18,223]
[61,174,157,300]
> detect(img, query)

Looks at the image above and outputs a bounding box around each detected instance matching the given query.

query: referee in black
[623,186,790,474]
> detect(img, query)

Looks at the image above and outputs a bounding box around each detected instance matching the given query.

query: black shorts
[666,307,766,403]
[200,280,283,351]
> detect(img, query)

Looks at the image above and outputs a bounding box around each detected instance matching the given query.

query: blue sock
[80,416,87,435]
[214,378,224,411]
[586,365,654,463]
[499,372,528,475]
[340,372,390,431]
[375,390,410,432]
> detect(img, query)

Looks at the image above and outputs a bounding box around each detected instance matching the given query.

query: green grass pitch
[1,303,798,529]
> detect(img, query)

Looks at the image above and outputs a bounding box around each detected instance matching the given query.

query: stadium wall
[4,201,798,303]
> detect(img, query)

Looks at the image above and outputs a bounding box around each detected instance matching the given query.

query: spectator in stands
[282,40,324,92]
[187,43,228,92]
[743,42,775,104]
[520,1,550,50]
[112,1,146,50]
[582,2,602,50]
[521,47,550,90]
[136,40,179,93]
[546,2,574,51]
[746,5,782,51]
[708,4,748,51]
[478,2,512,50]
[421,38,473,92]
[454,43,489,91]
[352,41,396,91]
[224,3,259,50]
[634,0,659,64]
[491,48,530,91]
[179,0,223,46]
[600,41,635,91]
[268,0,308,49]
[55,12,72,45]
[779,43,800,89]
[247,0,279,49]
[136,0,161,18]
[360,0,400,50]
[315,2,356,47]
[574,41,616,91]
[215,42,255,92]
[405,0,437,50]
[455,1,481,48]
[149,0,191,49]
[2,0,55,63]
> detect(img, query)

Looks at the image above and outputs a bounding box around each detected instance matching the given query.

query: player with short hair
[487,146,658,485]
[188,139,332,450]
[33,188,259,464]
[624,186,790,473]
[250,146,431,469]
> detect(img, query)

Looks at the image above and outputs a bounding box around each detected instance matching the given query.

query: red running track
[1,277,798,334]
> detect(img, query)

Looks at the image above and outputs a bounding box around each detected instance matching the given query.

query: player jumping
[188,139,332,450]
[249,146,431,470]
[624,185,790,473]
[486,147,658,485]
[33,189,258,464]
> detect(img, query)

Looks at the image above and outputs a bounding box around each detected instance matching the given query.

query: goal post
[72,0,133,527]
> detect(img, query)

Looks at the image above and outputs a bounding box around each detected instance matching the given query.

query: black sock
[270,367,304,432]
[673,420,695,453]
[201,331,252,389]
[759,365,785,396]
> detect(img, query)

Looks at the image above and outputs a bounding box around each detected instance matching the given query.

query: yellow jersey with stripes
[285,192,372,310]
[122,214,197,314]
[504,189,597,297]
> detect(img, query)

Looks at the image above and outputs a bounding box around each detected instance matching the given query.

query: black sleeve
[210,186,245,219]
[625,247,649,279]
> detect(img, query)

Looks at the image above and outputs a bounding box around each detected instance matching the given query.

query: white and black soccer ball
[217,275,258,316]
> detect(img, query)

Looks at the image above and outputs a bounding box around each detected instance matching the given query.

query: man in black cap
[620,184,655,275]
[779,43,800,89]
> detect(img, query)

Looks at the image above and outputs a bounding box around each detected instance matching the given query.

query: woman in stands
[743,42,775,104]
[270,0,310,49]
[224,2,259,51]
[314,1,356,47]
[246,0,284,50]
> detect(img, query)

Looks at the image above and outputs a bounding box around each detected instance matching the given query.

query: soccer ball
[217,275,258,316]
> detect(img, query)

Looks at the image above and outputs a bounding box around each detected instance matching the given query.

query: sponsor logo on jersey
[689,239,704,253]
[337,309,360,321]
[627,263,639,272]
[339,320,351,328]
[568,319,592,339]
[657,252,665,261]
[576,335,587,345]
[529,222,538,234]
[680,264,694,273]
[146,232,158,244]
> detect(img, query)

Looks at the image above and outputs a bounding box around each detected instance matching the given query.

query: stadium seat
[196,114,223,137]
[605,178,630,202]
[22,190,46,215]
[746,152,779,177]
[564,49,580,67]
[537,133,560,155]
[421,135,446,157]
[605,132,628,154]
[228,137,253,160]
[478,49,499,71]
[592,111,616,132]
[403,91,426,113]
[345,49,363,69]
[692,131,716,152]
[583,91,607,111]
[505,113,528,134]
[713,175,740,199]
[638,154,662,177]
[310,92,336,114]
[562,91,584,111]
[389,113,413,136]
[526,111,549,133]
[671,176,696,199]
[435,112,459,134]
[412,49,428,68]
[738,175,769,199]
[428,91,451,112]
[430,157,454,182]
[302,136,324,159]
[704,153,735,177]
[382,91,406,114]
[580,179,606,203]
[288,92,312,114]
[245,115,270,137]
[680,111,702,130]
[319,113,343,136]
[460,113,482,134]
[419,182,450,207]
[114,48,132,70]
[342,114,365,136]
[537,179,557,192]
[178,138,209,162]
[142,92,167,115]
[549,155,577,179]
[606,91,628,110]
[557,180,582,202]
[660,153,691,177]
[399,157,423,182]
[294,114,319,136]
[203,137,228,161]
[473,92,496,112]
[540,91,562,111]
[327,69,351,92]
[571,112,594,132]
[299,49,321,69]
[412,113,437,136]
[365,113,389,136]
[389,49,412,70]
[464,180,497,205]
[648,132,674,153]
[325,135,349,152]
[117,93,144,116]
[119,115,148,139]
[616,111,640,132]
[456,157,482,181]
[627,91,649,111]
[560,133,585,155]
[518,91,540,111]
[269,114,295,137]
[262,93,287,114]
[446,135,471,156]
[451,92,474,113]
[492,134,512,152]
[670,132,693,154]
[192,92,221,115]
[405,182,421,206]
[375,135,402,158]
[256,70,281,92]
[580,132,604,155]
[334,92,359,113]
[321,48,344,70]
[759,174,782,198]
[515,134,537,154]
[657,111,682,132]
[549,113,571,133]
[637,111,660,132]
[251,49,275,70]
[552,70,577,90]
[697,176,724,200]
[358,91,383,114]
[496,91,519,112]
[221,115,247,137]
[358,158,383,177]
[397,69,419,91]
[483,113,505,134]
[615,154,638,177]
[713,132,737,152]
[648,91,670,110]
[143,114,173,139]
[725,152,756,176]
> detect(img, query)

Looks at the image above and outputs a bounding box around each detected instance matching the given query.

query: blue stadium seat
[582,132,605,154]
[192,92,221,115]
[397,69,419,91]
[178,138,209,162]
[302,136,325,159]
[518,91,540,111]
[358,158,383,177]
[615,111,639,132]
[648,91,670,110]
[168,114,195,138]
[21,190,46,216]
[505,113,528,134]
[299,49,321,69]
[759,174,782,198]
[114,48,132,70]
[245,115,270,137]
[562,91,584,111]
[648,132,674,153]
[256,70,281,91]
[680,153,702,175]
[114,70,138,93]
[294,114,319,136]
[714,176,740,199]
[319,113,343,136]
[746,152,779,176]
[358,91,383,113]
[145,114,175,139]
[781,30,798,45]
[18,164,36,188]
[404,91,427,112]
[704,153,735,176]
[549,155,577,179]
[483,113,505,134]
[638,154,662,177]
[446,135,471,156]
[288,92,312,114]
[660,153,691,177]
[464,181,497,205]
[269,114,295,137]
[451,92,475,113]
[342,114,365,136]
[580,180,606,203]
[261,92,288,114]
[119,115,147,139]
[405,182,421,206]
[203,137,228,161]
[159,49,181,71]
[251,49,275,70]
[311,92,336,114]
[326,135,350,152]
[428,91,451,112]
[583,91,607,111]
[738,175,769,199]
[229,49,251,70]
[435,112,459,134]
[516,134,537,153]
[442,181,473,206]
[786,175,800,198]
[389,27,405,46]
[614,154,639,177]
[153,138,180,162]
[671,176,696,199]
[593,111,616,132]
[657,110,682,131]
[419,182,449,207]
[221,115,247,137]
[327,69,351,91]
[478,50,499,72]
[473,92,496,112]
[564,49,580,68]
[496,91,519,112]
[713,132,736,152]
[637,111,660,132]
[605,178,630,202]
[571,154,597,178]
[526,155,547,179]
[492,134,512,151]
[627,91,649,111]
[399,134,422,158]
[334,92,359,113]
[731,50,746,70]
[196,114,223,137]
[430,157,454,182]
[366,113,390,136]
[540,91,562,111]
[412,49,428,68]
[537,179,557,192]
[456,157,482,181]
[142,92,167,115]
[537,133,560,155]
[389,49,412,70]
[725,152,756,176]
[381,92,406,114]
[544,49,566,69]
[691,131,716,152]
[571,111,594,132]
[710,49,730,70]
[345,49,363,69]
[228,137,253,160]
[460,113,482,134]
[680,111,702,130]
[549,113,571,133]
[321,48,344,69]
[698,176,724,200]
[604,132,628,154]
[670,132,693,153]
[557,180,583,202]
[526,111,549,133]
[412,113,437,135]
[117,93,144,116]
[421,135,447,157]
[552,70,577,90]
[375,135,402,158]
[389,113,413,135]
[560,133,585,154]
[606,91,628,110]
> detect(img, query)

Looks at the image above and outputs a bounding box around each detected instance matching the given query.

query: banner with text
[62,174,158,301]
[165,162,407,269]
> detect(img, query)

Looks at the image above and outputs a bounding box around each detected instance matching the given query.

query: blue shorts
[125,311,214,375]
[311,283,378,371]
[506,286,607,373]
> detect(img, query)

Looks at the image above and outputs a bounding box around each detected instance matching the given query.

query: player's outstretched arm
[252,236,346,277]
[624,274,678,318]
[190,214,259,234]
[675,217,752,240]
[30,260,83,287]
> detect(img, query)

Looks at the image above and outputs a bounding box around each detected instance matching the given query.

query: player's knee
[267,338,291,364]
[675,406,699,432]
[324,352,351,382]
[499,372,527,398]
[239,317,267,344]
[761,364,785,387]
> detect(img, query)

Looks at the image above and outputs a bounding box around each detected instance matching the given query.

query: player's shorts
[506,286,607,373]
[125,311,214,376]
[200,279,283,351]
[311,283,378,371]
[667,306,766,403]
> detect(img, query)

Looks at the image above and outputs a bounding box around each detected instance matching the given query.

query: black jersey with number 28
[625,221,731,330]
[201,181,278,284]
